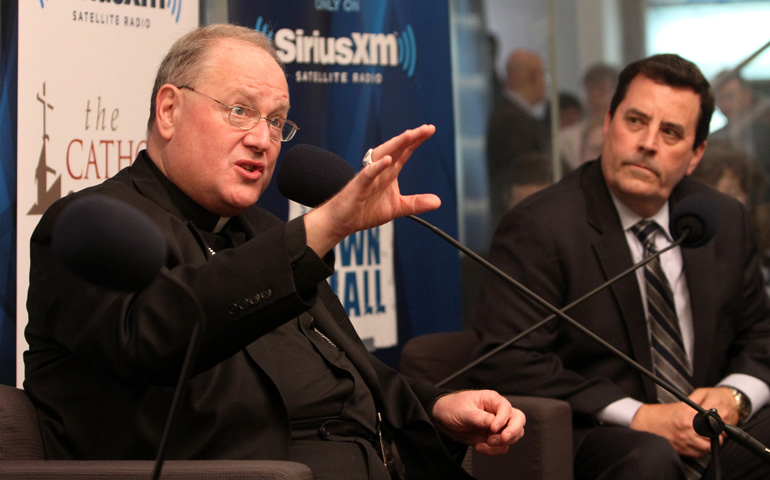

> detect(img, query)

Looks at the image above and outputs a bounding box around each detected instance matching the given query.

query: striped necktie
[632,220,693,401]
[632,220,707,479]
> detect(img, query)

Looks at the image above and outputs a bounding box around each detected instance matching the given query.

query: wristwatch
[725,386,752,424]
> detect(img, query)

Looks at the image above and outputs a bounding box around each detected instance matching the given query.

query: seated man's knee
[625,432,681,470]
[576,427,682,479]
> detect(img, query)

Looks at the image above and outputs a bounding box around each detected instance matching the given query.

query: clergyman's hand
[303,124,440,257]
[431,389,526,455]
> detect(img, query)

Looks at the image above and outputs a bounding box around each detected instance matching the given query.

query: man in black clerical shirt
[24,24,525,480]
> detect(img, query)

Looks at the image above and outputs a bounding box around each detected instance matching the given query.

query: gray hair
[147,24,283,132]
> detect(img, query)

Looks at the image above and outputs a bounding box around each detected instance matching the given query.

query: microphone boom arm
[407,214,686,391]
[405,214,770,467]
[150,269,207,480]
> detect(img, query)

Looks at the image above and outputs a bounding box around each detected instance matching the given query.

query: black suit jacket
[470,159,770,419]
[24,152,472,479]
[486,94,550,227]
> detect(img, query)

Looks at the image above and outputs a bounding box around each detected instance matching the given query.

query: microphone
[275,145,770,467]
[277,144,356,207]
[51,195,204,480]
[52,195,167,291]
[671,193,721,248]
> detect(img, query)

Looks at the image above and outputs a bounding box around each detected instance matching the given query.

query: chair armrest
[0,459,312,479]
[471,395,573,480]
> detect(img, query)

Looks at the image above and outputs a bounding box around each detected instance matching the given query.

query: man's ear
[154,84,180,141]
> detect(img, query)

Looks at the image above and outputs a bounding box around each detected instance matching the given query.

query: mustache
[621,156,661,176]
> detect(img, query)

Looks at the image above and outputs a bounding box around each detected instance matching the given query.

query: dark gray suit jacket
[24,151,472,479]
[485,94,550,228]
[470,159,770,421]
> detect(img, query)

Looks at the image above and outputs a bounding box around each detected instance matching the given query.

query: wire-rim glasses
[177,85,298,142]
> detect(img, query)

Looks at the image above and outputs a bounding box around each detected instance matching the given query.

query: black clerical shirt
[146,158,401,479]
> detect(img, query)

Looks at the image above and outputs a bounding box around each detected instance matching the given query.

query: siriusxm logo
[51,0,185,23]
[168,0,183,23]
[255,17,417,78]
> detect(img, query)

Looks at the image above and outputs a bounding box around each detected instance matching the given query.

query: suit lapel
[130,152,186,218]
[670,192,718,388]
[582,162,657,398]
[127,152,213,261]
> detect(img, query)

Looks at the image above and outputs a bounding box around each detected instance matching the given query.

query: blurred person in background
[561,63,619,171]
[486,48,550,231]
[691,141,770,296]
[711,70,770,197]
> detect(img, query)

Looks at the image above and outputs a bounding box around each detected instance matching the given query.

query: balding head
[504,49,547,106]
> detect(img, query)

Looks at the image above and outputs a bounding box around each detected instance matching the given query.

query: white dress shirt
[596,193,769,426]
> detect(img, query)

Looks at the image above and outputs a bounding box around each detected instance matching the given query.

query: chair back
[400,331,575,480]
[0,385,318,479]
[400,330,478,389]
[0,384,45,460]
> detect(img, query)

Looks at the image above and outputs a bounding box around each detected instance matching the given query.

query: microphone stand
[711,38,770,90]
[150,269,207,480]
[406,214,770,478]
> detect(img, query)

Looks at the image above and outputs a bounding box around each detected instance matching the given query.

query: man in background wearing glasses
[23,24,525,480]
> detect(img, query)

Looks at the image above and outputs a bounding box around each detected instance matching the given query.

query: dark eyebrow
[626,108,685,136]
[625,108,650,122]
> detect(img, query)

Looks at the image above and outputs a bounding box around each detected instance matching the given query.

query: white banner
[16,0,198,385]
[288,201,397,351]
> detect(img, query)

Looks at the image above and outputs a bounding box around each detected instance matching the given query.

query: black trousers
[287,439,392,480]
[573,406,770,480]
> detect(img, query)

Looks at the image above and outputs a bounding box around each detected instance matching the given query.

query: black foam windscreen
[276,144,356,207]
[52,195,167,291]
[669,193,721,248]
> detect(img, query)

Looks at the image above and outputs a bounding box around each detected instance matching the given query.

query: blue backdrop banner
[228,1,461,360]
[0,0,18,386]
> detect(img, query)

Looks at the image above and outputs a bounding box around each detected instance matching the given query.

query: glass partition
[455,0,770,325]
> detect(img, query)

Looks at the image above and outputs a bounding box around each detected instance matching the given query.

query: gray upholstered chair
[400,330,574,480]
[0,383,312,479]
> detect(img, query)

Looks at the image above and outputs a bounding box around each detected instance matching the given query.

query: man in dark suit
[470,54,770,479]
[24,24,525,480]
[485,49,550,230]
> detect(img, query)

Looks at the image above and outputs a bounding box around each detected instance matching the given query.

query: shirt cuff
[595,397,644,427]
[719,373,770,421]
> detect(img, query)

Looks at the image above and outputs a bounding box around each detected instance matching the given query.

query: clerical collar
[142,151,231,233]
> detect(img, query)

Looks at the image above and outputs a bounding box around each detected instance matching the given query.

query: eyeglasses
[177,85,299,142]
